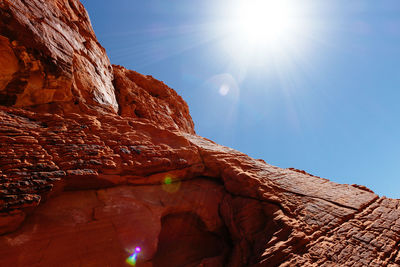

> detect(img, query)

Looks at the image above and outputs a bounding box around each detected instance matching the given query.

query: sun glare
[220,0,309,64]
[237,1,295,44]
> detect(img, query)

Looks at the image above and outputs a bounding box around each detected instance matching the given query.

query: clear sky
[80,0,400,198]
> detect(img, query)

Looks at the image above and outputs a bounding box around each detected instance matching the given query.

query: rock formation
[0,0,117,113]
[0,0,399,266]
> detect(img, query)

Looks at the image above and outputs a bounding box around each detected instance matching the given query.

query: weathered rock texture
[0,0,399,267]
[113,65,195,134]
[0,0,117,113]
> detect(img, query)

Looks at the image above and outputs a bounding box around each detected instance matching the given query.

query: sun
[236,0,295,45]
[221,0,308,61]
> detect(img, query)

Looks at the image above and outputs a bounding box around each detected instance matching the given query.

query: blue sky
[81,0,400,198]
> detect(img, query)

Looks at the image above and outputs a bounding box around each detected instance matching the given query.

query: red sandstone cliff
[0,1,399,266]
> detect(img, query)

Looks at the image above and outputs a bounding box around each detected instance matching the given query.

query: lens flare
[164,176,172,185]
[162,175,181,193]
[126,247,141,266]
[219,84,230,96]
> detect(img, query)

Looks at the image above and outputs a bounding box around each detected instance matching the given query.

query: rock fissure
[285,189,364,212]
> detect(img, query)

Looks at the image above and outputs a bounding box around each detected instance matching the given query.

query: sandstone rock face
[113,65,195,134]
[1,1,400,267]
[0,0,117,113]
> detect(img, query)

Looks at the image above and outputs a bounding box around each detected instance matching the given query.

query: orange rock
[113,65,195,134]
[0,0,117,113]
[1,0,400,266]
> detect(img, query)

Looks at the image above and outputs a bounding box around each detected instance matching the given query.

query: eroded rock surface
[0,0,117,113]
[113,65,195,134]
[0,0,399,266]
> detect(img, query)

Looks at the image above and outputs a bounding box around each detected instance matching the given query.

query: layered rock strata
[0,0,399,266]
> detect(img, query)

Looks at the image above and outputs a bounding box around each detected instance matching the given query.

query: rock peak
[0,0,195,134]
